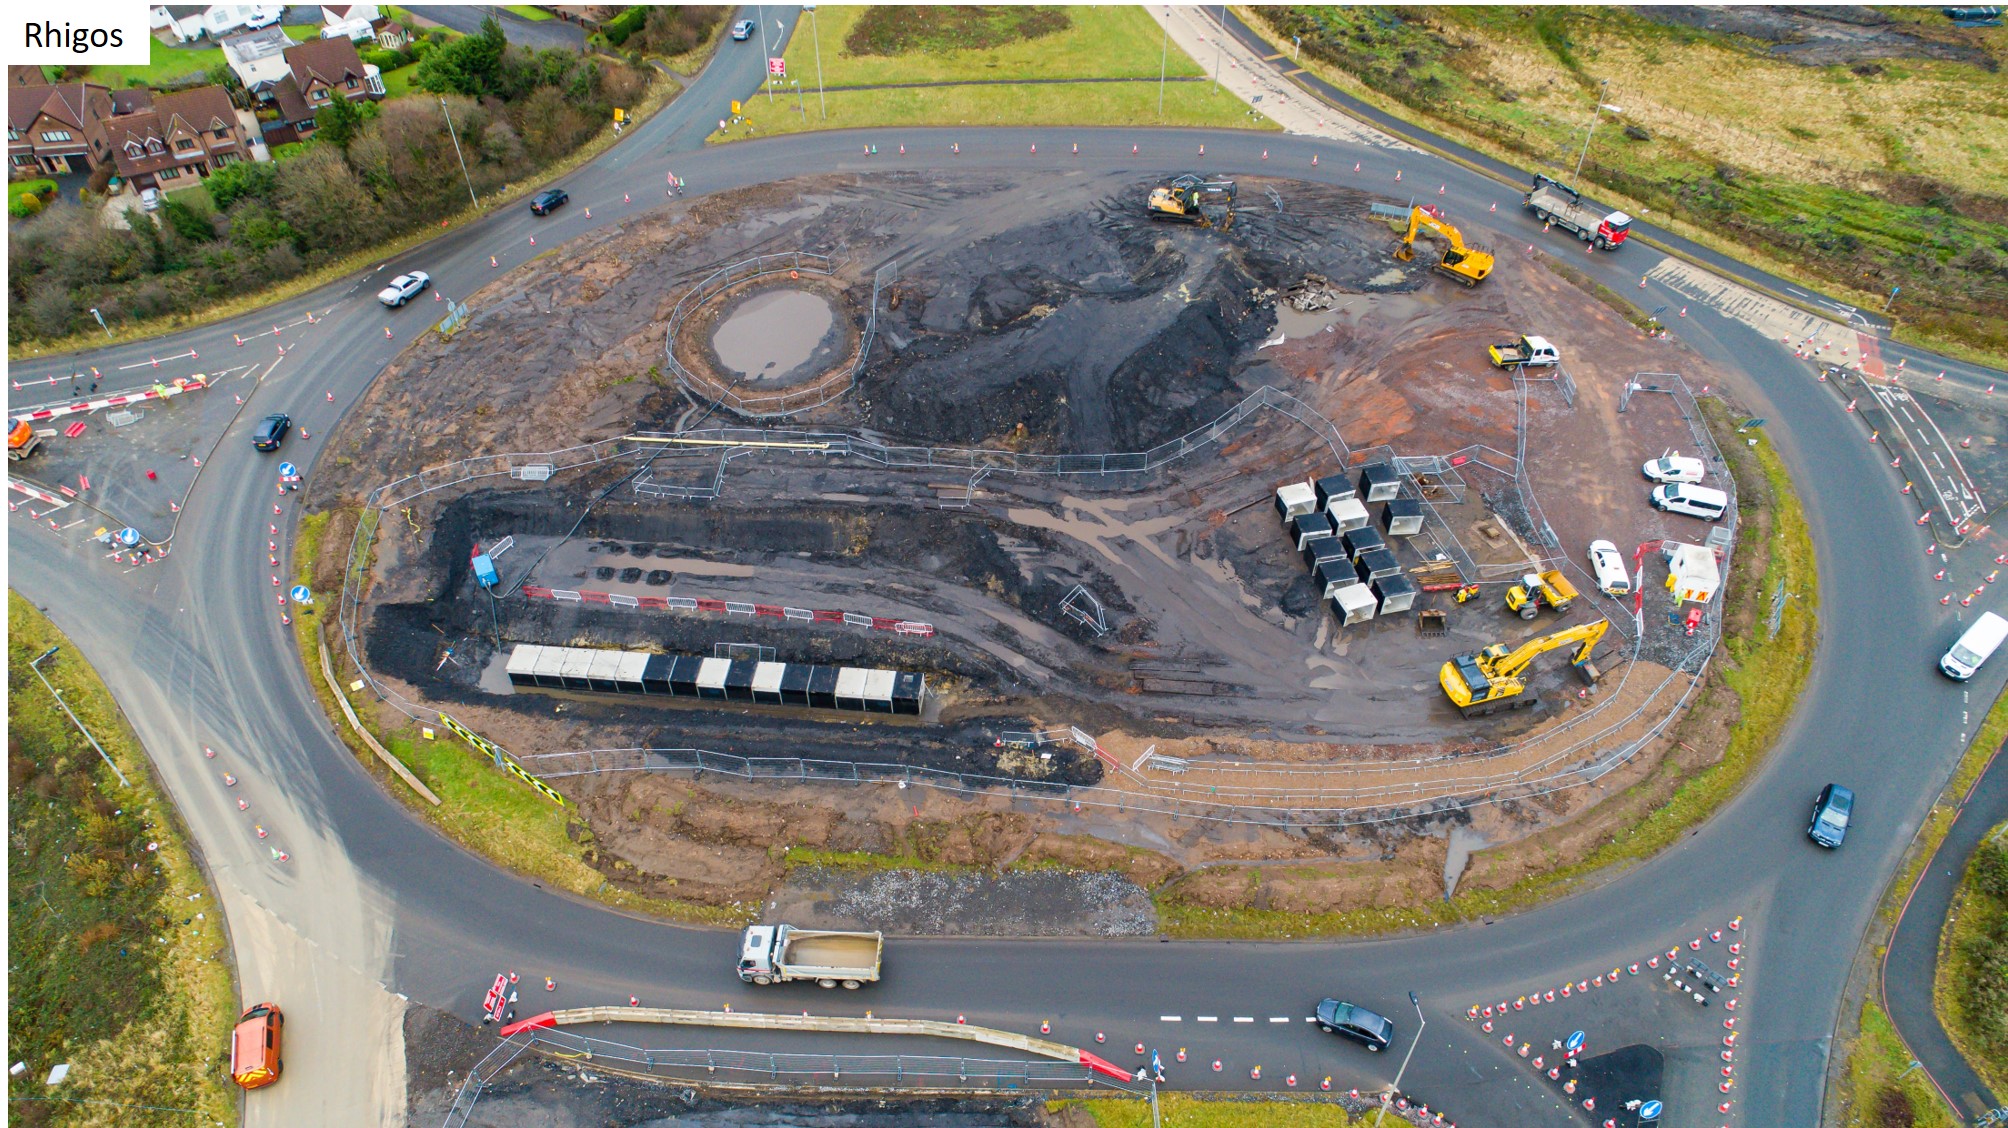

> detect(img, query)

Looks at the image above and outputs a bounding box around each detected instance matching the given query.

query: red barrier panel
[812,610,846,622]
[870,616,899,630]
[638,596,668,609]
[581,591,611,604]
[497,1012,558,1038]
[520,585,551,598]
[1078,1050,1132,1081]
[696,599,729,613]
[755,604,784,618]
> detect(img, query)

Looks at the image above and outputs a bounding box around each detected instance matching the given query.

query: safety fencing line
[9,374,211,424]
[518,585,935,638]
[438,1034,534,1128]
[317,635,439,805]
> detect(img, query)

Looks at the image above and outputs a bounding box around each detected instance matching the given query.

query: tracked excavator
[1370,203,1495,286]
[1439,618,1609,717]
[1147,174,1236,229]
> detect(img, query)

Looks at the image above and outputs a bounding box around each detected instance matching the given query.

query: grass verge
[716,79,1272,142]
[1843,1000,1962,1128]
[1936,818,2008,1099]
[1050,1095,1372,1127]
[784,6,1205,86]
[288,511,749,928]
[1158,398,1814,937]
[82,24,321,87]
[503,5,552,21]
[10,66,681,362]
[7,593,237,1127]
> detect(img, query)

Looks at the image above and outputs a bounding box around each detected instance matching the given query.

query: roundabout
[6,16,2007,1128]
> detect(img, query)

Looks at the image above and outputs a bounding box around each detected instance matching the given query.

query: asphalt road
[403,4,585,53]
[9,9,2008,1125]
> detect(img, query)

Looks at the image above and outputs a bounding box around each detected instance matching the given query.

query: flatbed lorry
[738,923,883,988]
[1524,175,1632,251]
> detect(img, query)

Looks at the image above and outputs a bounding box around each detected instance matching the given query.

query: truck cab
[738,925,779,981]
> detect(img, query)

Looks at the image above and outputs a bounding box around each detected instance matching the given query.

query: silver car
[377,271,430,307]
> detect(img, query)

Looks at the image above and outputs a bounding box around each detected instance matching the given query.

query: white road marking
[1233,1016,1254,1023]
[1161,1015,1181,1022]
[1197,1016,1218,1023]
[1270,1016,1291,1023]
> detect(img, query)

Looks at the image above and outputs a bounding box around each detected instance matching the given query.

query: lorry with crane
[1370,203,1494,286]
[1524,174,1632,251]
[1439,618,1609,717]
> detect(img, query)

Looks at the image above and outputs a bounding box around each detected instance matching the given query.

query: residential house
[220,26,296,95]
[151,5,284,44]
[319,4,380,26]
[261,37,382,147]
[108,85,247,192]
[8,81,115,175]
[9,66,49,88]
[373,20,409,49]
[550,6,622,28]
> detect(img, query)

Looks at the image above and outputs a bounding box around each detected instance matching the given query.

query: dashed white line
[1160,1015,1181,1022]
[1233,1016,1254,1023]
[1269,1016,1291,1023]
[1196,1016,1218,1023]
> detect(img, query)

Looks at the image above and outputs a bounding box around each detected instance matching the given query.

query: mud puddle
[713,288,834,382]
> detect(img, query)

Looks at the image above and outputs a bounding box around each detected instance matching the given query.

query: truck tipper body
[1524,175,1631,250]
[738,924,883,988]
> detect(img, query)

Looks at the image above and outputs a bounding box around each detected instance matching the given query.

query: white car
[377,271,430,307]
[1642,454,1706,484]
[138,187,161,211]
[1587,539,1632,596]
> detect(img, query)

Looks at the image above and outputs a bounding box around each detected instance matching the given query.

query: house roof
[8,82,110,135]
[268,75,312,123]
[154,85,237,134]
[110,85,240,177]
[9,65,49,88]
[324,4,356,17]
[110,87,156,115]
[221,25,293,66]
[285,37,369,89]
[162,5,207,19]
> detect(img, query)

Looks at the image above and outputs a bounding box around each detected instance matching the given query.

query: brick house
[259,37,382,146]
[108,85,247,192]
[8,81,115,176]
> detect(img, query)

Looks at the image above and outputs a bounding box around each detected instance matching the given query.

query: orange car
[229,1003,284,1089]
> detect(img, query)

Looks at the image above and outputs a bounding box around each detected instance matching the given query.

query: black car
[1316,998,1393,1052]
[251,413,290,452]
[1809,783,1853,848]
[529,188,568,215]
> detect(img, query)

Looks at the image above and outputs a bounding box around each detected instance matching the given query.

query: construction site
[311,170,1751,918]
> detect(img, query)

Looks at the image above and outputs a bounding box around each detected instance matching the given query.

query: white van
[1940,611,2008,680]
[1651,483,1728,521]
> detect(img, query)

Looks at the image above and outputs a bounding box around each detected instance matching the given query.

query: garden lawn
[782,5,1204,87]
[719,78,1270,141]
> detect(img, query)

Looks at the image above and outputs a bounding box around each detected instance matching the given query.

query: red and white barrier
[519,586,935,638]
[10,374,211,425]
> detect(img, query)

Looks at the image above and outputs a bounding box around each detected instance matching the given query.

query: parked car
[229,1002,284,1089]
[529,188,568,215]
[1808,783,1853,848]
[377,271,431,307]
[731,18,756,40]
[1940,611,2008,680]
[1650,483,1729,521]
[1642,454,1706,483]
[139,187,161,212]
[251,413,290,452]
[1315,998,1393,1052]
[1587,539,1631,596]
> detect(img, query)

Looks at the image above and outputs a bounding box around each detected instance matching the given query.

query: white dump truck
[1524,175,1632,251]
[737,924,883,988]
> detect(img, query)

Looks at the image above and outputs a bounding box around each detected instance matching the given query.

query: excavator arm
[1491,618,1609,679]
[1378,204,1495,285]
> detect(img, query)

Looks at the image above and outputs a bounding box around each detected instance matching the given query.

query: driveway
[402,5,585,52]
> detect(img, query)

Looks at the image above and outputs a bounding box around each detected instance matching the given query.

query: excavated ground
[316,171,1741,923]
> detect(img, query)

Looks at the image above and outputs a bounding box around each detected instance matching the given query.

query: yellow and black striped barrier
[437,712,567,806]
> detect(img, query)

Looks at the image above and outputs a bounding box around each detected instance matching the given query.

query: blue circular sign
[1565,1030,1585,1053]
[290,586,313,604]
[1639,1100,1663,1121]
[278,462,297,478]
[117,527,140,546]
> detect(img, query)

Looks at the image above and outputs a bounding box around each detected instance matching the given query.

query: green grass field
[504,5,552,20]
[721,78,1271,140]
[1052,1095,1371,1127]
[84,24,320,88]
[1844,1000,1961,1127]
[7,594,237,1126]
[783,6,1204,87]
[379,60,420,98]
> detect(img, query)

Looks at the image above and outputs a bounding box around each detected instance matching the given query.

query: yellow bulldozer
[1147,174,1236,230]
[1439,618,1609,717]
[1370,203,1494,286]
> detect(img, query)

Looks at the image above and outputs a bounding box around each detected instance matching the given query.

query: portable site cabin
[642,653,673,694]
[1342,525,1386,561]
[505,645,546,688]
[1327,495,1371,534]
[1382,497,1425,536]
[1314,473,1355,508]
[1332,583,1378,626]
[724,660,757,702]
[668,655,704,696]
[1357,461,1401,503]
[1292,511,1338,550]
[696,657,732,699]
[891,672,926,715]
[808,666,840,709]
[1313,556,1359,598]
[1303,538,1348,573]
[752,661,787,704]
[1663,542,1722,604]
[1355,548,1401,584]
[557,648,596,692]
[863,669,898,713]
[1373,573,1419,614]
[781,664,815,706]
[834,667,870,711]
[1275,482,1319,522]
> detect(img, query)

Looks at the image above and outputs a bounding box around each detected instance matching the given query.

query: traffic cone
[491,256,498,268]
[1176,1048,1185,1062]
[435,290,443,301]
[898,144,906,155]
[1437,184,1445,195]
[1320,1077,1330,1091]
[1198,144,1205,156]
[235,334,243,346]
[1135,1043,1144,1055]
[957,1015,966,1024]
[385,327,393,339]
[1963,436,1973,448]
[1311,153,1318,166]
[1490,202,1496,212]
[584,207,591,219]
[1072,142,1078,155]
[327,391,336,401]
[255,825,267,838]
[1095,1032,1104,1043]
[1040,1020,1049,1034]
[1212,1060,1222,1072]
[528,237,535,246]
[274,504,283,515]
[1943,593,1953,605]
[1286,1074,1297,1087]
[1680,307,1688,317]
[630,995,639,1006]
[1261,149,1268,160]
[545,977,555,991]
[1030,144,1037,154]
[1250,1065,1260,1080]
[1938,372,1946,382]
[238,799,248,810]
[1640,277,1648,288]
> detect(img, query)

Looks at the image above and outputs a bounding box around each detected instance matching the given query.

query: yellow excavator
[1370,203,1495,286]
[1148,174,1236,229]
[1439,618,1609,717]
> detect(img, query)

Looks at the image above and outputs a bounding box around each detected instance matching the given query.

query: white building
[1662,542,1722,605]
[219,25,294,94]
[319,4,381,26]
[150,5,284,44]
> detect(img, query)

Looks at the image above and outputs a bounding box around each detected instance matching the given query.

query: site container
[1382,497,1425,536]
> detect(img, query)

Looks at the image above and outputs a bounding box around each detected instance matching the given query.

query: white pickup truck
[737,924,883,989]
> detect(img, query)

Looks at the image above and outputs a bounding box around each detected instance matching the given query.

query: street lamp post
[1372,992,1427,1128]
[760,3,774,104]
[1572,78,1621,185]
[88,307,110,339]
[1293,35,1301,62]
[806,5,825,119]
[1159,7,1169,117]
[1212,4,1225,91]
[439,96,479,209]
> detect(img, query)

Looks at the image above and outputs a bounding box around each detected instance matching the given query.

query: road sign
[278,462,297,478]
[1639,1100,1662,1120]
[1565,1030,1585,1053]
[117,527,140,546]
[483,972,509,1022]
[290,586,313,605]
[768,56,785,77]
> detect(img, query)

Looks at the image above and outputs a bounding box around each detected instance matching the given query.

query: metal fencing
[662,252,897,419]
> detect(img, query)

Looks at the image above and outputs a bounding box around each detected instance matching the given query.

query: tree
[273,145,382,252]
[206,160,279,211]
[414,15,507,97]
[314,95,365,152]
[159,195,214,243]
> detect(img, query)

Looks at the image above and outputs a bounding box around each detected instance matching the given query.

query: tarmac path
[9,7,2008,1125]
